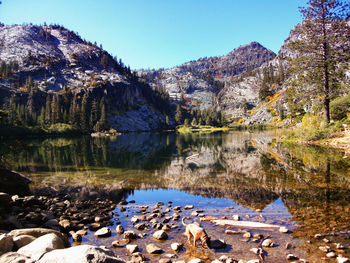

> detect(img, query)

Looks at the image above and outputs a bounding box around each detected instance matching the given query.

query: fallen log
[211,219,281,229]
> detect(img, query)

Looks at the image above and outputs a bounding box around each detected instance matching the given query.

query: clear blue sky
[0,0,307,70]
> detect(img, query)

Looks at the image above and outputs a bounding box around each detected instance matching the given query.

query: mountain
[138,42,276,109]
[0,24,173,132]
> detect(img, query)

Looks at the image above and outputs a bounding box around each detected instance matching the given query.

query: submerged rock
[39,244,125,263]
[146,244,163,254]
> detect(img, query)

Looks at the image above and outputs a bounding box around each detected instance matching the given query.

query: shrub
[330,94,350,121]
[287,113,339,141]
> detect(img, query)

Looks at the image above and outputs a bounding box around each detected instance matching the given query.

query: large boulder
[17,233,65,260]
[38,245,125,263]
[0,170,31,195]
[9,228,70,247]
[0,234,13,256]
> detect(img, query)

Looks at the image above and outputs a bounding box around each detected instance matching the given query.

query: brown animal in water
[182,217,211,248]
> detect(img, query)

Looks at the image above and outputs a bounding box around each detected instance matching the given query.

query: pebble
[112,239,130,247]
[94,227,111,237]
[279,226,289,233]
[243,232,251,238]
[319,246,331,252]
[327,252,337,258]
[116,225,124,234]
[126,244,139,254]
[337,256,350,263]
[72,233,82,242]
[131,252,145,262]
[184,205,194,210]
[262,239,274,247]
[146,243,163,254]
[124,231,137,240]
[153,230,168,240]
[159,259,172,263]
[232,215,240,221]
[171,242,183,252]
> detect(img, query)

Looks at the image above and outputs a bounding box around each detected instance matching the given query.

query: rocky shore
[0,171,349,262]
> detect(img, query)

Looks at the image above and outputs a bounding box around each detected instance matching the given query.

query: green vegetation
[284,113,342,141]
[177,125,229,134]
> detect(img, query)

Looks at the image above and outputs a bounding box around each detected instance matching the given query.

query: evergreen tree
[80,94,88,131]
[288,0,350,122]
[175,105,183,124]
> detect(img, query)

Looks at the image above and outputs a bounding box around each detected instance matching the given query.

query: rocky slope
[0,24,172,132]
[138,42,276,109]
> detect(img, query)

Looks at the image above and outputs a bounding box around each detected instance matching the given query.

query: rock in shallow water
[39,244,125,263]
[153,230,168,240]
[94,227,111,238]
[146,244,163,254]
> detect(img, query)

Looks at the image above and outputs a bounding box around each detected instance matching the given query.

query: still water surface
[1,131,349,262]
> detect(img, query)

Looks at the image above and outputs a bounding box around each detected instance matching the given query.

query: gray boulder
[39,245,125,263]
[17,233,65,260]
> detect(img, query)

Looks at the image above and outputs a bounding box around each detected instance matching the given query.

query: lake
[1,131,349,262]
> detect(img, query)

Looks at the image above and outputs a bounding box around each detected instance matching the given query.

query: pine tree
[288,0,350,122]
[175,105,183,124]
[80,94,88,131]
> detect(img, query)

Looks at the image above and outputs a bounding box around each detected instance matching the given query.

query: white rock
[171,242,182,252]
[39,244,125,263]
[126,244,139,254]
[279,226,289,233]
[17,233,65,260]
[337,256,350,263]
[262,238,274,247]
[153,230,168,240]
[0,252,36,263]
[94,227,111,237]
[188,259,204,263]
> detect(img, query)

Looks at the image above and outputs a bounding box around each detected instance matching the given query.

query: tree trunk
[322,8,330,123]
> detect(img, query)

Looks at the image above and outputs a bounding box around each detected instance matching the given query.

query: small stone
[124,230,137,240]
[314,234,322,239]
[327,252,336,258]
[116,225,124,234]
[210,239,226,249]
[188,259,204,263]
[319,246,331,252]
[232,214,240,221]
[135,223,148,230]
[255,209,262,213]
[246,260,259,263]
[94,227,111,238]
[262,239,274,247]
[211,260,222,263]
[112,239,130,247]
[153,230,168,240]
[286,254,299,260]
[191,211,199,217]
[337,256,350,263]
[323,238,330,243]
[131,252,145,262]
[159,258,172,263]
[219,255,229,261]
[171,242,183,252]
[279,226,290,233]
[184,205,194,210]
[285,242,293,249]
[146,243,163,254]
[243,232,251,238]
[72,233,82,242]
[173,206,181,211]
[126,244,139,254]
[336,243,345,249]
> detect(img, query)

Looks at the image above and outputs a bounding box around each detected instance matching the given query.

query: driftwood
[207,218,281,229]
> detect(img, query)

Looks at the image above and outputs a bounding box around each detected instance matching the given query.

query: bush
[330,94,350,121]
[286,113,339,141]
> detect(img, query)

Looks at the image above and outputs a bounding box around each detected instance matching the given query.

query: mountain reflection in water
[1,131,350,259]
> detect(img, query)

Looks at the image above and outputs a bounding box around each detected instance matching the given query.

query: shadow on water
[1,131,350,260]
